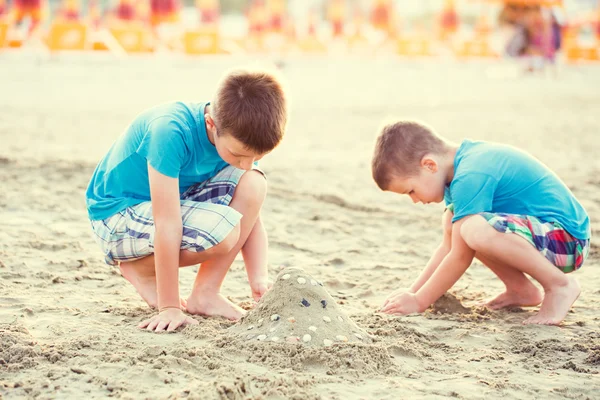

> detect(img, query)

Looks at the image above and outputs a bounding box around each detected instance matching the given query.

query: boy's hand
[251,279,272,302]
[138,308,199,332]
[382,287,415,309]
[380,292,423,315]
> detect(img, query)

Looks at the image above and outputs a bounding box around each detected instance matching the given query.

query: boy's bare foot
[119,263,186,309]
[524,276,580,326]
[483,286,543,310]
[186,293,246,320]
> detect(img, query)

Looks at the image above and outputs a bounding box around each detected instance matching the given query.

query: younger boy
[372,120,590,325]
[86,68,288,332]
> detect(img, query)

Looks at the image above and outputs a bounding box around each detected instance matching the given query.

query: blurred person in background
[328,0,346,38]
[149,0,181,27]
[0,0,8,20]
[109,0,138,24]
[55,0,81,22]
[269,0,286,34]
[196,0,220,26]
[10,0,48,35]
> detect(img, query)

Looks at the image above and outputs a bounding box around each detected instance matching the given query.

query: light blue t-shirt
[86,101,228,221]
[444,140,590,240]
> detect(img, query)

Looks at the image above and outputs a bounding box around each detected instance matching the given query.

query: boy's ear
[205,114,216,129]
[421,156,438,173]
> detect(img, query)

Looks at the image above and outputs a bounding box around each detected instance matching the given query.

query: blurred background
[0,0,599,66]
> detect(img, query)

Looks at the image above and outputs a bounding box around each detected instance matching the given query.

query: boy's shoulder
[455,139,530,174]
[138,101,206,124]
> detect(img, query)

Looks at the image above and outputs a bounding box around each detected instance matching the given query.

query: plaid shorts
[480,212,590,273]
[90,165,260,266]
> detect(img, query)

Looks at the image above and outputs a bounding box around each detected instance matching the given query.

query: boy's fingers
[186,317,199,325]
[155,321,169,332]
[166,321,180,332]
[138,319,151,329]
[146,318,160,331]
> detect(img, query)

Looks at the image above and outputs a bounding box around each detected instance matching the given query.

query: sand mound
[430,293,471,314]
[229,267,372,346]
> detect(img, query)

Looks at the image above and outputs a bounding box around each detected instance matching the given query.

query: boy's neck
[443,144,460,186]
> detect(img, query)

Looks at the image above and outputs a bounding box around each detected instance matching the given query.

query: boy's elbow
[154,219,183,238]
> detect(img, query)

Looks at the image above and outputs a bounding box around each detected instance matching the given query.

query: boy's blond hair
[372,120,447,190]
[212,68,288,154]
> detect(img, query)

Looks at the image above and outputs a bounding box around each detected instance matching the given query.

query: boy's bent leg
[475,254,542,310]
[461,216,580,325]
[118,231,240,309]
[186,170,267,320]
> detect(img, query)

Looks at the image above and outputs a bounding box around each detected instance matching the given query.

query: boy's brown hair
[372,120,447,190]
[212,68,288,154]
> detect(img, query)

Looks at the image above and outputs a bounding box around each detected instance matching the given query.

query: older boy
[86,68,288,332]
[372,121,590,325]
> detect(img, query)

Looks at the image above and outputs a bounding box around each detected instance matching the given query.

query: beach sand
[0,54,599,399]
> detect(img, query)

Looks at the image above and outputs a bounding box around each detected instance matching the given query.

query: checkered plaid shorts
[90,165,259,266]
[480,212,590,273]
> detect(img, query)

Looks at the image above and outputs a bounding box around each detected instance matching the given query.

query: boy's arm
[241,214,271,301]
[409,209,453,292]
[139,164,197,332]
[148,165,182,310]
[381,217,475,315]
[383,209,452,308]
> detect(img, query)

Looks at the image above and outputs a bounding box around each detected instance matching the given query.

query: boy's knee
[460,216,494,251]
[181,224,240,264]
[213,223,241,256]
[235,170,267,205]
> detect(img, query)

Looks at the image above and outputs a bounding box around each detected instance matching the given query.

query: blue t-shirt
[444,140,590,240]
[86,101,228,221]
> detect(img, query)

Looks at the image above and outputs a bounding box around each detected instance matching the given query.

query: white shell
[271,337,279,342]
[246,325,254,330]
[270,314,280,321]
[308,326,317,332]
[323,316,331,323]
[335,335,348,342]
[257,335,267,341]
[323,339,333,346]
[337,316,344,322]
[258,318,264,325]
[302,334,312,342]
[354,333,363,340]
[297,277,306,284]
[281,274,291,280]
[310,279,318,286]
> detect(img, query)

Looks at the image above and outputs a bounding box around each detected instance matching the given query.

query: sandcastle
[230,267,372,346]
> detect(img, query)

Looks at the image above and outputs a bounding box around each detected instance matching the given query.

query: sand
[0,53,599,399]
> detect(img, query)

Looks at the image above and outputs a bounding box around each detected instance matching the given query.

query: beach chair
[0,21,7,48]
[110,25,153,53]
[45,21,88,51]
[454,39,498,59]
[397,37,434,57]
[183,28,218,55]
[565,45,600,62]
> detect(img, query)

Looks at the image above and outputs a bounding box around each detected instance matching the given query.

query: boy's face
[387,157,446,204]
[213,132,266,171]
[206,112,267,170]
